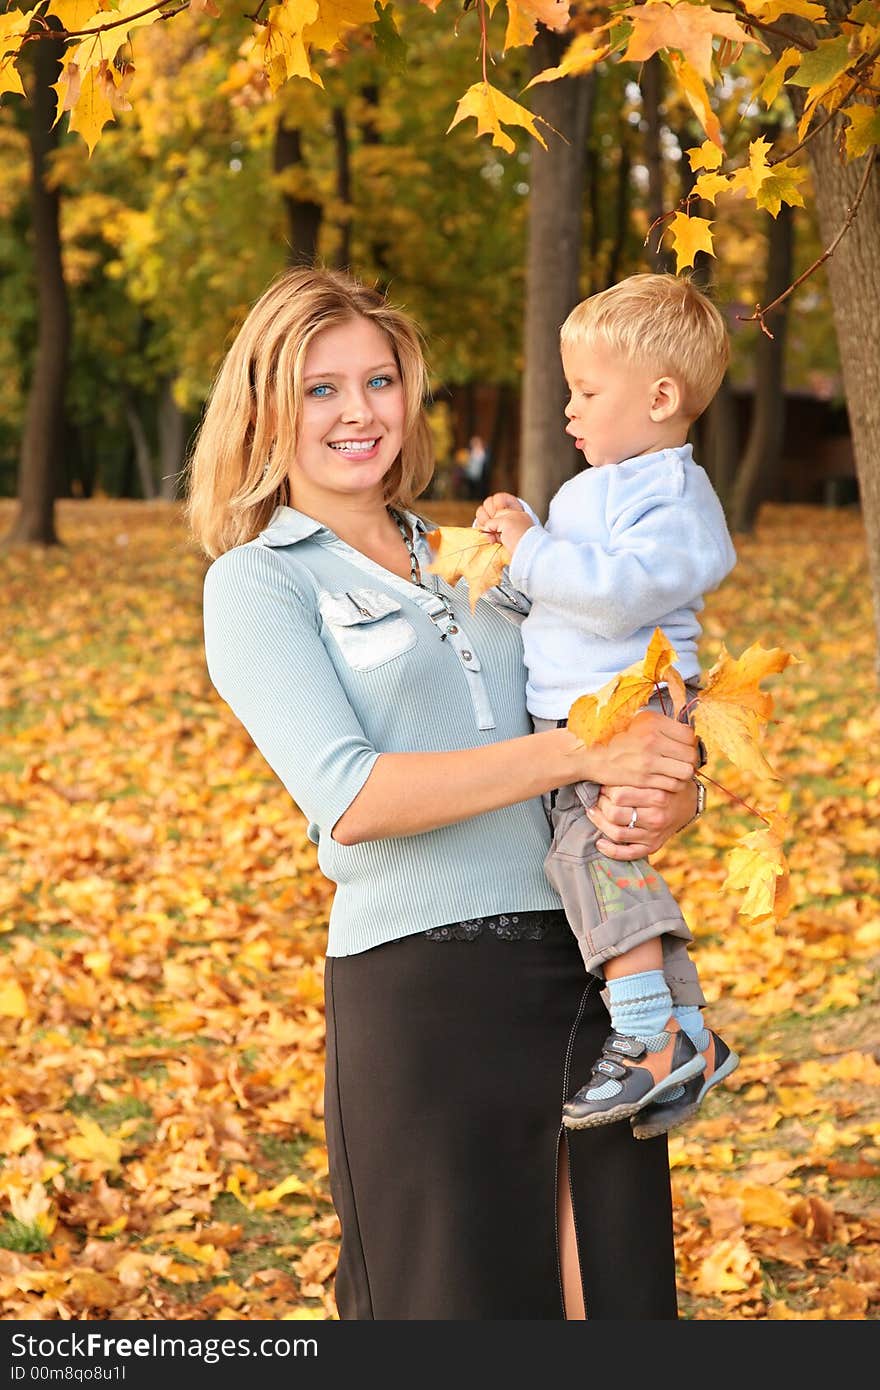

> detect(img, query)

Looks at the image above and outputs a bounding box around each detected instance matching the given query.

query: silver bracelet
[683,776,706,829]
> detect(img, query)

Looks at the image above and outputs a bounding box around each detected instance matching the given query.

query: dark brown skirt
[323,911,678,1320]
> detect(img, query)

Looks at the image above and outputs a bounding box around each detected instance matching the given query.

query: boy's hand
[474,493,534,556]
[474,492,523,531]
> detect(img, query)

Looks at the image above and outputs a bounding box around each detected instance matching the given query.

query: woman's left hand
[588,779,699,860]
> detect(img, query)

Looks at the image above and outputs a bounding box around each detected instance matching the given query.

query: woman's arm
[332,713,696,845]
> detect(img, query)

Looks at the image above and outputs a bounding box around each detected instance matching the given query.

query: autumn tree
[3,0,880,665]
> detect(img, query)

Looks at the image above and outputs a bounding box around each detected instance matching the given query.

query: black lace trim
[424,909,569,942]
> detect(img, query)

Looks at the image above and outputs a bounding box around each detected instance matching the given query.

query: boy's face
[561,341,679,469]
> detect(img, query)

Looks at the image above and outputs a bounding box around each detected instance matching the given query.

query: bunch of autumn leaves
[426,526,796,926]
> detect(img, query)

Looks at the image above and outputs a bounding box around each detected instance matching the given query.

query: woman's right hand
[574,708,698,793]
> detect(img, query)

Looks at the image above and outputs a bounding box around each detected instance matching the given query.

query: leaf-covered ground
[1,497,877,1321]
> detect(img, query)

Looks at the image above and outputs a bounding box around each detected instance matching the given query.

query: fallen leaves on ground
[0,498,878,1321]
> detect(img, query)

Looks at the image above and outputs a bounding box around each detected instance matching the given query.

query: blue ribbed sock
[672,1005,710,1052]
[607,970,672,1040]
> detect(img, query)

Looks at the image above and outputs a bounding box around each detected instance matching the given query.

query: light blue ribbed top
[202,505,562,956]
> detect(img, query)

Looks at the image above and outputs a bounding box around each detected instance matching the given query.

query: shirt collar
[618,442,694,471]
[258,503,431,549]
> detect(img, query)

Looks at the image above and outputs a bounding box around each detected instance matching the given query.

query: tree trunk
[640,55,675,274]
[124,394,158,501]
[806,135,880,670]
[274,121,321,266]
[519,31,594,517]
[4,34,69,548]
[332,106,352,272]
[606,126,631,288]
[729,203,794,533]
[158,379,186,500]
[702,375,739,506]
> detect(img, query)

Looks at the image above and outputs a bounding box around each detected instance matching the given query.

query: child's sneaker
[562,1019,705,1130]
[631,1029,740,1140]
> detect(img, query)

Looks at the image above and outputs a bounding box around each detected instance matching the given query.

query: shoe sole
[632,1048,741,1140]
[561,1054,706,1131]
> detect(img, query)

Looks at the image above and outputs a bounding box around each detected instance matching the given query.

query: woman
[186,267,702,1321]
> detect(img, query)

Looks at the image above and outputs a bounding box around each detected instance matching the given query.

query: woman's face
[289,315,406,508]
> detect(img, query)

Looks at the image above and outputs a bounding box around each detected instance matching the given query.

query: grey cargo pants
[533,697,706,1009]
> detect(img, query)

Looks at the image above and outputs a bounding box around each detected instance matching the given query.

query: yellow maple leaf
[505,0,570,50]
[756,45,801,108]
[722,817,792,923]
[9,1182,57,1236]
[0,979,27,1018]
[691,640,796,776]
[843,102,880,159]
[739,1183,796,1229]
[424,526,510,612]
[526,27,612,84]
[255,0,323,93]
[304,0,379,54]
[447,80,549,155]
[729,135,773,199]
[667,211,714,272]
[693,170,731,204]
[666,52,722,147]
[67,65,116,154]
[754,160,807,218]
[569,627,685,747]
[741,0,825,21]
[693,1235,760,1294]
[621,1,765,82]
[64,1115,123,1172]
[687,139,723,172]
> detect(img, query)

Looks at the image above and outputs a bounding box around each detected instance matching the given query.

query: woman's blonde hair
[560,273,729,420]
[185,266,434,559]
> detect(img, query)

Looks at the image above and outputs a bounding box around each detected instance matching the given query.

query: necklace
[387,506,456,632]
[387,505,423,586]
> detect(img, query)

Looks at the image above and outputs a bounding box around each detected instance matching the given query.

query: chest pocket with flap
[318,588,417,672]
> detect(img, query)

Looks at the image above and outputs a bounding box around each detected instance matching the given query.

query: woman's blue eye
[309,383,333,398]
[368,375,392,389]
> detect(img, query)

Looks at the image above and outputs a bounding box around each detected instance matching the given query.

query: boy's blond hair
[560,273,729,420]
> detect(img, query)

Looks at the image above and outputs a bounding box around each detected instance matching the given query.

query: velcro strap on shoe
[605,1034,647,1060]
[594,1059,627,1081]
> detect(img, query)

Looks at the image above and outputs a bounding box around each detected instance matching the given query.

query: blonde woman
[187,267,701,1321]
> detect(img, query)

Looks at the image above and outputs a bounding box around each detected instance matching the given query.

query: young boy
[476,273,740,1139]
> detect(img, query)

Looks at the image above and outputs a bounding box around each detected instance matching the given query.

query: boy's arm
[506,491,736,641]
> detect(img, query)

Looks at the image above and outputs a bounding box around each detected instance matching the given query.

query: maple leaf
[621,2,764,83]
[305,0,379,54]
[729,135,773,200]
[569,627,685,747]
[740,0,825,20]
[756,46,801,108]
[723,816,792,923]
[843,102,880,159]
[447,80,549,155]
[687,139,723,173]
[754,160,807,218]
[8,1182,57,1237]
[692,640,797,778]
[255,0,323,92]
[504,0,570,50]
[788,34,853,97]
[526,27,612,85]
[667,211,714,272]
[424,526,510,611]
[65,1115,123,1173]
[666,54,722,147]
[692,170,731,204]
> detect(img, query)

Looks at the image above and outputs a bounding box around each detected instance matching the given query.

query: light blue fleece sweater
[202,505,562,957]
[509,445,737,719]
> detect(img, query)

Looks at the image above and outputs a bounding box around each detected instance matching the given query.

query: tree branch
[738,145,878,336]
